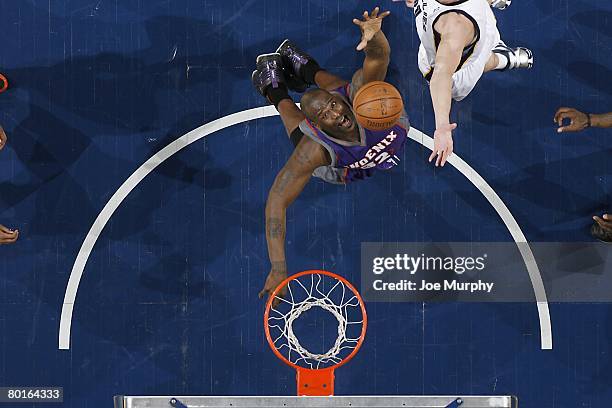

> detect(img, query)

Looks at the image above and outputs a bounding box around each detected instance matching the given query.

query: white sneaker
[492,41,534,70]
[491,0,511,10]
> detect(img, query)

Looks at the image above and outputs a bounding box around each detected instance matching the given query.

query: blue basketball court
[0,1,611,407]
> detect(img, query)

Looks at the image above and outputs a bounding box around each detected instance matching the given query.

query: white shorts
[418,20,501,101]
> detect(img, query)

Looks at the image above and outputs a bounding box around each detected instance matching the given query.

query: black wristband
[300,60,323,85]
[289,127,304,147]
[267,84,292,109]
[587,113,592,128]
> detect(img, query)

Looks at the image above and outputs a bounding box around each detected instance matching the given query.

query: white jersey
[413,0,501,100]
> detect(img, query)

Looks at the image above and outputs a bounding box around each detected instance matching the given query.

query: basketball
[352,81,404,130]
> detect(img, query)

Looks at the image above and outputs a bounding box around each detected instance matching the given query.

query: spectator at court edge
[554,107,612,242]
[0,125,19,245]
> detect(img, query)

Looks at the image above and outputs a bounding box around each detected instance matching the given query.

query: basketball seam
[353,81,385,99]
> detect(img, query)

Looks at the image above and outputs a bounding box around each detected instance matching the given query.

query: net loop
[266,272,366,370]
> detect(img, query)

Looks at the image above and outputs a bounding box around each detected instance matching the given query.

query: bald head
[300,88,333,122]
[298,87,357,138]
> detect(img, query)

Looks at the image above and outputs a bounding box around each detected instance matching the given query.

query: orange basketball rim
[0,73,8,93]
[264,270,368,396]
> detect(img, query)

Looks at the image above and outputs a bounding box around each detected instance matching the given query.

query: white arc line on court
[59,106,552,350]
[408,128,552,350]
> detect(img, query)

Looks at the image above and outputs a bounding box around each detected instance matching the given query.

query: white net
[267,273,366,369]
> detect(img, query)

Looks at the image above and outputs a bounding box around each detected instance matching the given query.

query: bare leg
[484,52,499,73]
[277,99,306,137]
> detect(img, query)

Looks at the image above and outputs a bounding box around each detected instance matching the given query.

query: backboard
[113,395,518,408]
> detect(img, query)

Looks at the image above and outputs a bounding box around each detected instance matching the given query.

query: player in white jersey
[402,0,532,166]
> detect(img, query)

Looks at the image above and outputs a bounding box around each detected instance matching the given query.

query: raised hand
[353,6,391,51]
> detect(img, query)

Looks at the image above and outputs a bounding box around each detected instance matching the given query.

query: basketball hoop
[264,270,367,396]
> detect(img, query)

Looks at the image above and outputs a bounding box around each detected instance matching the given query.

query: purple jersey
[299,82,410,184]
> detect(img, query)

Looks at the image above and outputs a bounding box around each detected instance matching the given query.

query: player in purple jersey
[251,6,409,303]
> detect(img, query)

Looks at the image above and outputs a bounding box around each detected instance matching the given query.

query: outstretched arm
[259,137,330,304]
[315,6,391,91]
[428,13,474,167]
[591,113,612,128]
[352,7,391,88]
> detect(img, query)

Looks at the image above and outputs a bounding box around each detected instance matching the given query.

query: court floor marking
[58,105,552,350]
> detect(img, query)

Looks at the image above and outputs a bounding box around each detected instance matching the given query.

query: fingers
[357,7,389,22]
[440,147,452,167]
[555,111,582,132]
[260,286,286,307]
[553,107,573,123]
[593,216,608,228]
[272,287,287,308]
[557,120,579,133]
[431,150,443,167]
[554,108,590,133]
[0,229,18,244]
[369,7,390,18]
[356,39,368,51]
[259,273,287,305]
[428,150,437,163]
[352,18,362,26]
[259,289,280,308]
[429,146,453,167]
[593,215,612,231]
[437,149,450,167]
[555,112,570,128]
[259,276,273,299]
[0,224,13,234]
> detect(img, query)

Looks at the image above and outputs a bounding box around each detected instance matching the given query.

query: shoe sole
[273,39,310,92]
[493,0,511,9]
[256,52,281,65]
[275,39,290,54]
[520,47,534,69]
